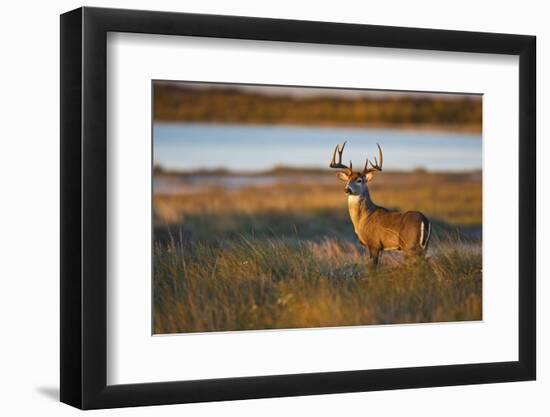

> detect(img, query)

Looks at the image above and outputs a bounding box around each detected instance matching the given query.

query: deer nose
[345,186,352,194]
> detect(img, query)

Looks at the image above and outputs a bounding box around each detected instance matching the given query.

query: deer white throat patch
[347,195,362,216]
[347,194,361,205]
[347,195,363,234]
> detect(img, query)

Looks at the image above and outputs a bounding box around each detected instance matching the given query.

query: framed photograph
[60,7,536,409]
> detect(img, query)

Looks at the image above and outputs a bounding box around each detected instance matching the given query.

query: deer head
[329,141,383,196]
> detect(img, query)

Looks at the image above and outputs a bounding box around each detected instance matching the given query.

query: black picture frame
[60,6,536,410]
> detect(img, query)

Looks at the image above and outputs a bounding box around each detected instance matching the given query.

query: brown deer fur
[330,142,431,267]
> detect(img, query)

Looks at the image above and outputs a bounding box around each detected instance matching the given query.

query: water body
[153,122,482,172]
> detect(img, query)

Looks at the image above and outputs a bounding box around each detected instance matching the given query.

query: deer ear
[336,172,349,182]
[365,172,374,182]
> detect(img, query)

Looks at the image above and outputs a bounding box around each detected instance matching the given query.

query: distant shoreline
[154,166,482,178]
[153,120,482,135]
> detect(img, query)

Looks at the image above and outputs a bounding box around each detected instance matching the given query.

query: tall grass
[154,235,481,333]
[153,171,482,333]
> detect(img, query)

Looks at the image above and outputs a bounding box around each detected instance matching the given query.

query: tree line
[154,84,482,131]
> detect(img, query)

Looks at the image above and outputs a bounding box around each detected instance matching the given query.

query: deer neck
[347,189,377,231]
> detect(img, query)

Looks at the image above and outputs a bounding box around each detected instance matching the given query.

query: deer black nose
[345,186,352,194]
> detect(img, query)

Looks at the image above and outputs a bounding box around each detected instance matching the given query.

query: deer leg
[367,246,381,270]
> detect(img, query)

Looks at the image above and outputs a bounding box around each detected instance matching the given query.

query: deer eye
[356,178,362,183]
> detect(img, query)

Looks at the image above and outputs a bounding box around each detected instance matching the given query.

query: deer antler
[329,141,352,173]
[363,143,383,174]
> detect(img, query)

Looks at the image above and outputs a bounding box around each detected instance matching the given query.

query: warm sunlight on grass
[153,170,482,333]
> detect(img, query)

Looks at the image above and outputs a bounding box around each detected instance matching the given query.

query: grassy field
[153,170,482,334]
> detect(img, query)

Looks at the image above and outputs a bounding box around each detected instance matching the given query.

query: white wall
[0,0,545,415]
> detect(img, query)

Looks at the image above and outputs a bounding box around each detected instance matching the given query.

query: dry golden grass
[153,236,481,333]
[153,170,482,333]
[155,171,481,228]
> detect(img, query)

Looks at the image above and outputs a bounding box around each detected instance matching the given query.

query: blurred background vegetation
[154,83,482,132]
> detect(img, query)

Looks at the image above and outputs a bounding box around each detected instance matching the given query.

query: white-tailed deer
[330,142,431,267]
